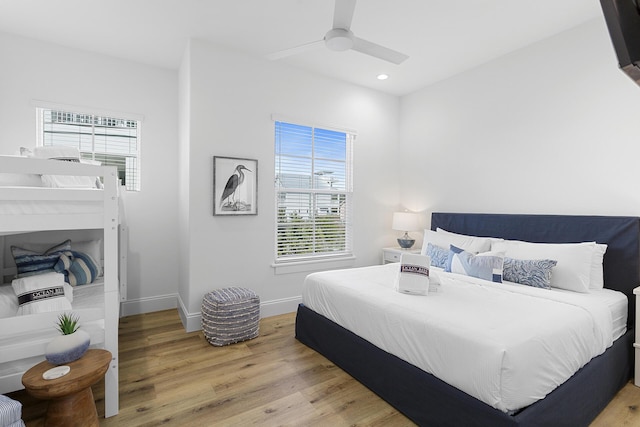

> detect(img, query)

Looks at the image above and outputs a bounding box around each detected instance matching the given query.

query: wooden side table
[22,349,112,427]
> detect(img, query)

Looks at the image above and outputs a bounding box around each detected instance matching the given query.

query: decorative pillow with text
[12,272,72,316]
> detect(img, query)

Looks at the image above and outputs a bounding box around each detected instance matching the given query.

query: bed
[296,213,638,426]
[0,154,127,418]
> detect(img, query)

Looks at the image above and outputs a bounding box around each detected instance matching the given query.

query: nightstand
[22,349,111,427]
[634,286,640,386]
[382,247,421,264]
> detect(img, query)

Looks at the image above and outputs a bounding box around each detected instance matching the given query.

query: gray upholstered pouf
[0,394,25,427]
[201,287,260,346]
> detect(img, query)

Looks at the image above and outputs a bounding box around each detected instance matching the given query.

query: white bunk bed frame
[0,155,125,418]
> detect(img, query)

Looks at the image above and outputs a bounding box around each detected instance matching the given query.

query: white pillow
[30,146,100,189]
[590,244,607,290]
[421,229,492,255]
[437,228,504,247]
[0,173,43,187]
[0,285,18,318]
[491,240,596,293]
[41,175,99,189]
[12,272,73,316]
[32,145,81,160]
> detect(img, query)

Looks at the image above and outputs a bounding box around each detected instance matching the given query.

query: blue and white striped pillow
[11,240,71,277]
[54,250,100,286]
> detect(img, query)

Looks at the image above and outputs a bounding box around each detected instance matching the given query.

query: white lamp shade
[392,212,420,232]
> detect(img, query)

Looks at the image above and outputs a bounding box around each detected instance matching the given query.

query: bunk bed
[0,155,127,418]
[296,213,638,426]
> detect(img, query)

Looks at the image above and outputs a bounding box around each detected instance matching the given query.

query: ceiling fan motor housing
[325,28,354,51]
[267,0,408,64]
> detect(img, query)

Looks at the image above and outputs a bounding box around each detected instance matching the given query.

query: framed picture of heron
[213,156,258,215]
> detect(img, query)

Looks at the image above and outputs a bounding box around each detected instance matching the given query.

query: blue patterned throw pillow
[426,243,449,268]
[445,245,504,283]
[54,250,100,286]
[503,258,557,289]
[11,240,71,277]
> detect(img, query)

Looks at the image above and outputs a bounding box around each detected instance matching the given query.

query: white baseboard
[120,293,178,317]
[177,294,201,333]
[177,294,302,333]
[260,296,302,318]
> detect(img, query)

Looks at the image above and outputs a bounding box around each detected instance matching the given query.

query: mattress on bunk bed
[0,150,102,191]
[301,263,627,413]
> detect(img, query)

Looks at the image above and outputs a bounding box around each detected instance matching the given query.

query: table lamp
[392,211,420,249]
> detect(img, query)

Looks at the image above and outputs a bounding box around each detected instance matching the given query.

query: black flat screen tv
[600,0,640,86]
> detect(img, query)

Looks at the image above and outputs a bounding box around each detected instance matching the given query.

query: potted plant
[45,312,91,365]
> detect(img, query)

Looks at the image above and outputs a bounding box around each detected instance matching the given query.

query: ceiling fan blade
[333,0,356,30]
[352,37,409,65]
[266,39,324,60]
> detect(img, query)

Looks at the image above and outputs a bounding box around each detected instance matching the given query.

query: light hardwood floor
[8,309,640,426]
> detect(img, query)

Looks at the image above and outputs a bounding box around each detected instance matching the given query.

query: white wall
[177,42,193,321]
[400,18,640,223]
[7,15,627,328]
[0,32,180,315]
[177,39,401,330]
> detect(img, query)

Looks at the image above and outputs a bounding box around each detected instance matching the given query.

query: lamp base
[397,238,415,249]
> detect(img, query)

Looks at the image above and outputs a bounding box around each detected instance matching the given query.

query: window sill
[272,255,356,275]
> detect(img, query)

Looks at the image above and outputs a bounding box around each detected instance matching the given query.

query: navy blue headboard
[431,213,640,328]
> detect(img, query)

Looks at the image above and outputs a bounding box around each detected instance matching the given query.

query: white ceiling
[0,0,603,96]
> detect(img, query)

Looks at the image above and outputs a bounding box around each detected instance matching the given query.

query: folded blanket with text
[395,253,431,295]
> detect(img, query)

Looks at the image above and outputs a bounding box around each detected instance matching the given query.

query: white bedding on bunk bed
[0,280,104,319]
[0,279,106,394]
[0,175,103,216]
[302,263,627,413]
[0,160,104,219]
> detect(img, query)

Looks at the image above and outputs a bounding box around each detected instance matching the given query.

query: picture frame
[213,156,258,216]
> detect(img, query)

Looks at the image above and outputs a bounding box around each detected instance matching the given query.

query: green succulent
[56,312,80,335]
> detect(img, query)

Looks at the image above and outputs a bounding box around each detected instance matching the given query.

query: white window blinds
[37,107,141,191]
[275,120,354,261]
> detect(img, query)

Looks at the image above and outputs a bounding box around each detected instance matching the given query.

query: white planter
[45,329,91,365]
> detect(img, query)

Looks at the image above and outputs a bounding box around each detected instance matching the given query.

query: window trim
[32,100,145,123]
[271,114,357,138]
[33,100,143,192]
[273,115,356,269]
[271,254,357,275]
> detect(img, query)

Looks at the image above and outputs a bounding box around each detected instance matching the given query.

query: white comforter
[302,263,618,412]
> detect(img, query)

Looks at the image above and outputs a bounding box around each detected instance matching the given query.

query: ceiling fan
[267,0,409,65]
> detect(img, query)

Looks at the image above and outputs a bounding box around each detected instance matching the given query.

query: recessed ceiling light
[377,74,389,80]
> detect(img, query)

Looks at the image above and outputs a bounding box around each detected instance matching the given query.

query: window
[275,120,354,262]
[37,107,141,191]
